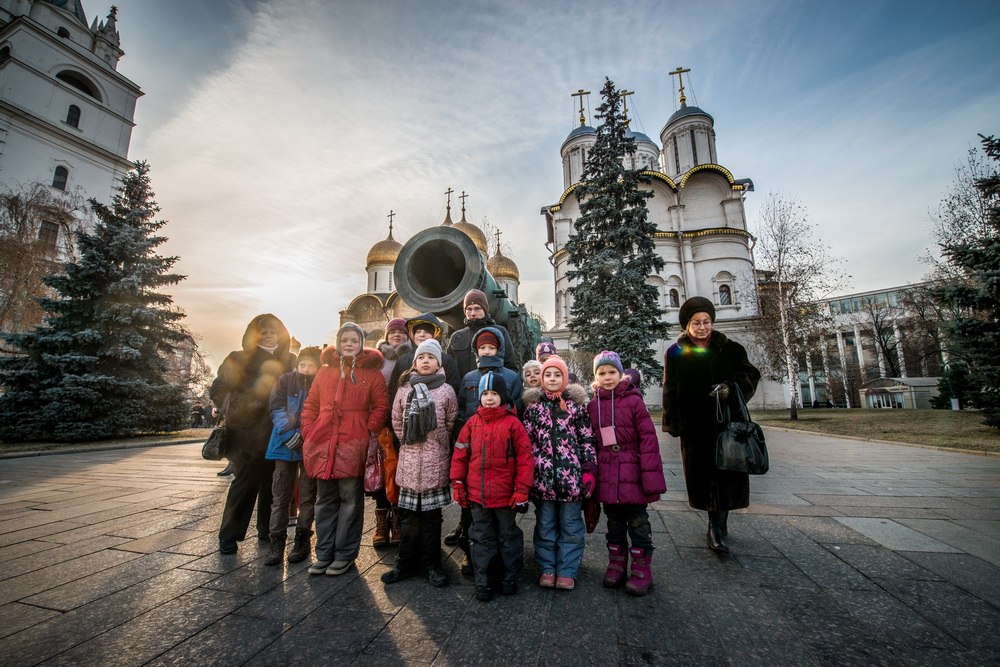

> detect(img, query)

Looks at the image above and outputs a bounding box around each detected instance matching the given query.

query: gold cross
[444,187,453,209]
[494,228,502,254]
[459,190,469,214]
[386,210,395,235]
[619,90,635,127]
[669,66,691,105]
[571,88,591,126]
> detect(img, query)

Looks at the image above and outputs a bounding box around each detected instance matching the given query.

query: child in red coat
[451,372,533,601]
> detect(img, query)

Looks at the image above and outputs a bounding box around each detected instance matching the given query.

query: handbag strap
[731,383,751,422]
[715,383,752,425]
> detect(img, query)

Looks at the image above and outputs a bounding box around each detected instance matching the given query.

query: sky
[95,0,1000,368]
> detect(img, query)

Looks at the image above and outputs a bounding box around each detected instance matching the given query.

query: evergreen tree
[564,78,669,384]
[937,135,1000,427]
[0,162,189,442]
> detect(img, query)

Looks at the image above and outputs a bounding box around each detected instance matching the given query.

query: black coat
[447,318,520,377]
[662,331,761,511]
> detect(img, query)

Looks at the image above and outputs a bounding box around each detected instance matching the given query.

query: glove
[451,481,468,508]
[581,472,596,498]
[709,383,730,400]
[510,490,529,512]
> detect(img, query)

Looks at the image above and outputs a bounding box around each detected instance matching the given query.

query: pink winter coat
[587,381,666,504]
[301,347,389,480]
[392,374,458,492]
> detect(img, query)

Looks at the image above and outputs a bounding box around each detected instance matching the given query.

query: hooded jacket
[447,315,520,377]
[521,383,596,502]
[391,370,458,492]
[452,405,533,508]
[587,380,666,504]
[457,326,524,424]
[301,346,389,480]
[264,370,314,462]
[387,313,461,403]
[210,314,296,460]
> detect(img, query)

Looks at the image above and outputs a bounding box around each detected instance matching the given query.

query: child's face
[339,331,361,357]
[523,366,541,388]
[542,367,564,392]
[297,360,318,376]
[414,352,440,376]
[477,343,498,357]
[537,352,552,364]
[480,389,501,408]
[386,330,407,346]
[411,326,435,344]
[595,364,622,391]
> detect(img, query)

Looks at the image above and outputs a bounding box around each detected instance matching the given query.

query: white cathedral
[540,77,783,409]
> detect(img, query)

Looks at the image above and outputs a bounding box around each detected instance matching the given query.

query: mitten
[581,472,596,498]
[451,481,469,508]
[510,490,529,511]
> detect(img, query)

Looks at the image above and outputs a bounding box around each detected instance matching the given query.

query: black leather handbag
[201,395,230,461]
[714,384,769,475]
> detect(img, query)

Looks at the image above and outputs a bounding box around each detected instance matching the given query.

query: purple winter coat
[587,381,666,505]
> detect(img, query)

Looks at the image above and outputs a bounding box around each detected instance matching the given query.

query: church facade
[540,80,786,409]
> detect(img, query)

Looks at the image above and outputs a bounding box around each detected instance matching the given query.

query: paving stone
[143,613,282,667]
[824,587,964,651]
[896,517,1000,567]
[899,551,1000,608]
[0,539,61,564]
[825,544,944,589]
[0,546,141,606]
[0,521,84,547]
[887,579,1000,651]
[115,528,208,554]
[834,517,962,552]
[0,602,59,640]
[360,590,468,663]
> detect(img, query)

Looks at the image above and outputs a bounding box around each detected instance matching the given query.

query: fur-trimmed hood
[378,340,413,361]
[522,383,587,407]
[320,345,383,369]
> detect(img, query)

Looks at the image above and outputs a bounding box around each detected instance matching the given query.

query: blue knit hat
[478,371,510,406]
[593,350,624,375]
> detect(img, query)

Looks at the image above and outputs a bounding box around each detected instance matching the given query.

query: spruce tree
[937,134,1000,427]
[0,162,189,442]
[564,77,668,383]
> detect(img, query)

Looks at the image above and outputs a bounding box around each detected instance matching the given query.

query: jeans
[470,504,523,588]
[604,503,653,552]
[533,500,585,578]
[268,460,316,536]
[314,477,364,562]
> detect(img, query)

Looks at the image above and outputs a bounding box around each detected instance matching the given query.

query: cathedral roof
[453,212,488,254]
[366,229,402,268]
[565,124,597,142]
[487,247,519,282]
[626,129,657,146]
[666,103,714,126]
[43,0,88,27]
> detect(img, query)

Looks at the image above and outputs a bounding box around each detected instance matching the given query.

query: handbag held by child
[714,384,768,475]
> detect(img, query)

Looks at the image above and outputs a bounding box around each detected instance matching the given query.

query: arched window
[66,104,80,128]
[56,70,101,101]
[52,166,68,190]
[57,27,71,39]
[669,289,680,308]
[719,284,732,305]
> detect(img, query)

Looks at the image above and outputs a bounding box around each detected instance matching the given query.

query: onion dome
[666,102,714,126]
[366,227,402,269]
[487,246,519,282]
[453,194,488,254]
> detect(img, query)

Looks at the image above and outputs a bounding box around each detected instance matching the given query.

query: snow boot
[624,547,653,596]
[389,509,401,546]
[263,533,286,566]
[287,528,313,563]
[373,508,390,547]
[603,543,628,588]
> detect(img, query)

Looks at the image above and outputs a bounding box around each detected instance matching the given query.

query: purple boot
[624,547,653,596]
[603,543,628,588]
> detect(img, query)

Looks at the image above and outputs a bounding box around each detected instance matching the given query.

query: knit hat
[679,296,715,330]
[522,359,542,376]
[406,313,443,341]
[478,371,510,406]
[414,339,443,366]
[336,322,365,355]
[540,355,569,394]
[296,346,322,368]
[385,318,407,335]
[535,341,557,361]
[474,329,500,352]
[593,350,624,376]
[623,368,641,387]
[463,289,489,314]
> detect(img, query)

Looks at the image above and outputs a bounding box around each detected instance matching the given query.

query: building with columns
[541,75,787,409]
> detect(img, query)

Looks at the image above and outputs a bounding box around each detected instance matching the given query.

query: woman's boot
[373,508,390,547]
[719,510,729,537]
[707,512,729,553]
[624,547,653,596]
[603,543,628,588]
[389,508,401,546]
[263,533,286,566]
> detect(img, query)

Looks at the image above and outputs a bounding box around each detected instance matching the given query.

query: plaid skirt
[398,485,451,512]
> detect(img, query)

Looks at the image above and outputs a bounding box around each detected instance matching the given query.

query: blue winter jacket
[265,370,314,462]
[456,326,524,426]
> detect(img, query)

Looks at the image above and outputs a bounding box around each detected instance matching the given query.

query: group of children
[257,291,667,602]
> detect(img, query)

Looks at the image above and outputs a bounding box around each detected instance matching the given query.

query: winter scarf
[403,373,445,444]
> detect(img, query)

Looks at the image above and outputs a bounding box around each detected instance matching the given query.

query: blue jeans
[533,500,585,578]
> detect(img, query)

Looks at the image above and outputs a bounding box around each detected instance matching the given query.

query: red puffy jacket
[451,406,533,508]
[302,347,389,480]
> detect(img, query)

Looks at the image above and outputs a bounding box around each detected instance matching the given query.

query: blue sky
[102,0,1000,366]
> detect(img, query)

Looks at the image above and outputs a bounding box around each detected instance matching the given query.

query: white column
[854,326,868,382]
[894,323,907,378]
[836,330,852,408]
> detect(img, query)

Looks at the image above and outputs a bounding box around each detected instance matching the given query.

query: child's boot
[624,547,653,596]
[287,528,313,563]
[603,543,628,588]
[263,533,286,566]
[373,509,390,547]
[389,509,401,546]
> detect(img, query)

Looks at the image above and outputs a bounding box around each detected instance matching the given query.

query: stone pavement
[0,429,998,666]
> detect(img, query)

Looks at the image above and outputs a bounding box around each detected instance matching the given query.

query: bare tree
[854,298,902,378]
[752,194,847,419]
[0,184,86,344]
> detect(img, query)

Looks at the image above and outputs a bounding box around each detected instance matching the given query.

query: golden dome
[366,229,402,268]
[453,211,488,254]
[487,247,519,282]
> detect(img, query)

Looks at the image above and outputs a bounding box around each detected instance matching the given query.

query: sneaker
[555,576,575,590]
[426,568,448,588]
[501,580,518,596]
[326,560,354,576]
[539,573,556,588]
[475,585,493,602]
[308,560,332,575]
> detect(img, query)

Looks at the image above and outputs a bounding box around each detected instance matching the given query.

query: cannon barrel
[394,226,518,331]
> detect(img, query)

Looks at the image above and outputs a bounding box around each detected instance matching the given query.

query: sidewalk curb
[0,438,205,460]
[761,425,1000,457]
